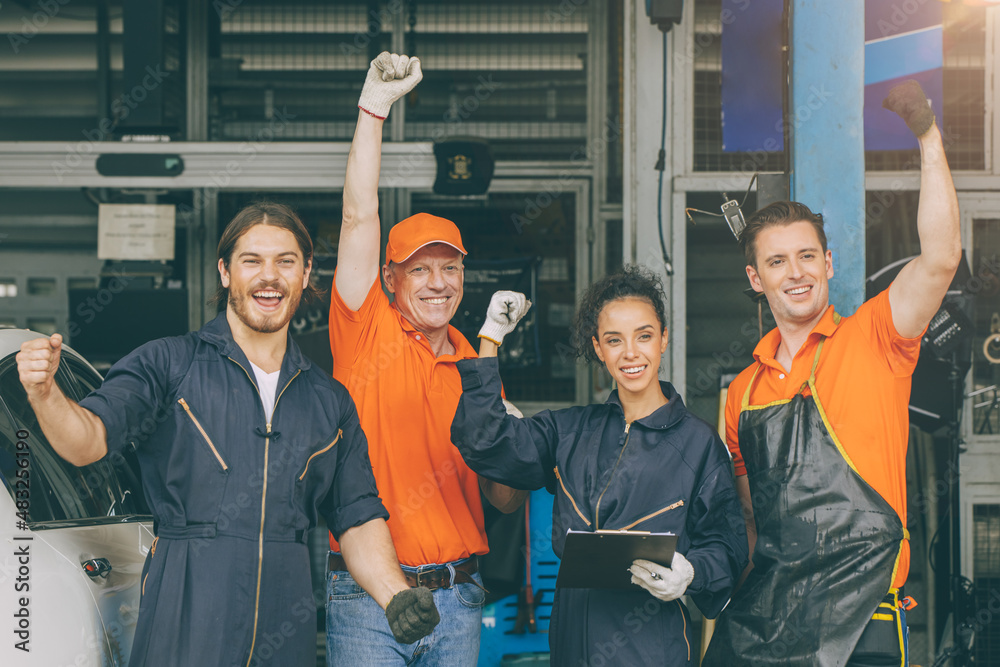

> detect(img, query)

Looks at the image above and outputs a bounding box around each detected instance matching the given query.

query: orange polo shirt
[725,288,922,588]
[328,276,488,566]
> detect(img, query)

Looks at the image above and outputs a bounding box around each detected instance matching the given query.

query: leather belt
[327,553,478,591]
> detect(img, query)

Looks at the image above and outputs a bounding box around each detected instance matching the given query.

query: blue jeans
[326,555,485,666]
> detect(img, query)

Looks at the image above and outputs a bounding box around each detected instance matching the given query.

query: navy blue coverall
[80,313,388,667]
[452,357,749,666]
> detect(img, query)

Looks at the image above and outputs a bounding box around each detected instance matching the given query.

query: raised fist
[478,291,532,347]
[882,80,935,138]
[358,52,423,120]
[16,334,63,402]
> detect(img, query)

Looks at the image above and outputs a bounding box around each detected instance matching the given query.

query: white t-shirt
[249,361,281,422]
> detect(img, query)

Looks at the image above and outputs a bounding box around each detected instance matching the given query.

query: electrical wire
[739,172,758,208]
[684,172,760,223]
[655,30,673,276]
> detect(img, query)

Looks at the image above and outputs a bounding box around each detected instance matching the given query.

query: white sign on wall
[98,204,176,260]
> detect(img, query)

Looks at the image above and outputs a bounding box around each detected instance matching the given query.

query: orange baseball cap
[385,212,467,264]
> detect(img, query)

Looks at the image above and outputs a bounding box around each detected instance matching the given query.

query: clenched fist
[384,586,440,644]
[16,334,63,402]
[478,291,531,347]
[358,52,423,120]
[882,80,935,138]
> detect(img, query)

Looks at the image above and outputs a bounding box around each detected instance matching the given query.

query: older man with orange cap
[325,52,528,666]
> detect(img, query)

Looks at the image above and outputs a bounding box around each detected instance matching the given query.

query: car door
[0,341,153,666]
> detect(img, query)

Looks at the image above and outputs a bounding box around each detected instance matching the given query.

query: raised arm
[336,52,422,311]
[476,335,529,513]
[16,334,108,466]
[452,356,558,492]
[470,291,534,510]
[883,82,962,338]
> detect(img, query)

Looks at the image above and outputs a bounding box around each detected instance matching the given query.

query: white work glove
[629,552,695,602]
[358,51,422,120]
[503,399,523,419]
[478,291,532,346]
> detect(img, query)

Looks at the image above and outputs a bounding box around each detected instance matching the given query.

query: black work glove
[385,587,440,644]
[882,80,935,137]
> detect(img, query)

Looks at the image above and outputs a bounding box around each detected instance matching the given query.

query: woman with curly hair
[451,265,748,666]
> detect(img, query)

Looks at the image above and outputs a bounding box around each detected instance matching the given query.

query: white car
[0,329,153,666]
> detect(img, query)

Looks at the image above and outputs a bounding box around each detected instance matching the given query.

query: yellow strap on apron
[740,327,910,598]
[741,321,836,411]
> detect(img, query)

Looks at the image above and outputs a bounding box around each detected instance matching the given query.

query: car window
[0,351,151,525]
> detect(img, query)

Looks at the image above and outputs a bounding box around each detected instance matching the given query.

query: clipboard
[555,529,677,589]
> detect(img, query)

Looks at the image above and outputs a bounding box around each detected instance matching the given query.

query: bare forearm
[29,389,108,466]
[336,111,388,307]
[342,111,384,231]
[477,338,498,358]
[916,125,962,275]
[889,124,963,336]
[338,518,410,609]
[480,477,528,513]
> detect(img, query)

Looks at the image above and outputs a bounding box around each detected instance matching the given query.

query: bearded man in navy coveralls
[16,202,440,666]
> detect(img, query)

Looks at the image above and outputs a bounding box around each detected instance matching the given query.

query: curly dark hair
[572,265,668,363]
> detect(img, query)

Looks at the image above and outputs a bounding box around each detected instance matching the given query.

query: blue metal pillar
[788,1,866,315]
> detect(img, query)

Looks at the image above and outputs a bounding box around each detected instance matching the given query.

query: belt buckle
[415,568,446,590]
[414,569,432,589]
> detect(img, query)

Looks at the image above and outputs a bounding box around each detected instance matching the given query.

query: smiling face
[382,243,464,336]
[219,224,311,335]
[591,297,669,397]
[746,220,834,329]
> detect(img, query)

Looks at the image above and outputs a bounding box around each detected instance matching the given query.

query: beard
[228,280,303,334]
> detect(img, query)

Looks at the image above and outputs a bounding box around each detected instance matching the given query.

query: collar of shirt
[605,381,687,430]
[196,312,312,379]
[751,304,843,372]
[390,304,478,362]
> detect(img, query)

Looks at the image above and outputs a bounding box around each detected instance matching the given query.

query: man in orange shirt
[705,81,961,667]
[325,52,526,665]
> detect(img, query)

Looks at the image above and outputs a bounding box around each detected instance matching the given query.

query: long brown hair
[213,201,322,306]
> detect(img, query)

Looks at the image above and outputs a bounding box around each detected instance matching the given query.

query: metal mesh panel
[211,2,380,141]
[866,3,987,171]
[402,0,589,160]
[211,0,593,158]
[693,0,988,173]
[973,504,1000,666]
[692,0,785,173]
[0,0,185,141]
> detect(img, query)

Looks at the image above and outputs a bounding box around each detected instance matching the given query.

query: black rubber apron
[705,334,908,667]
